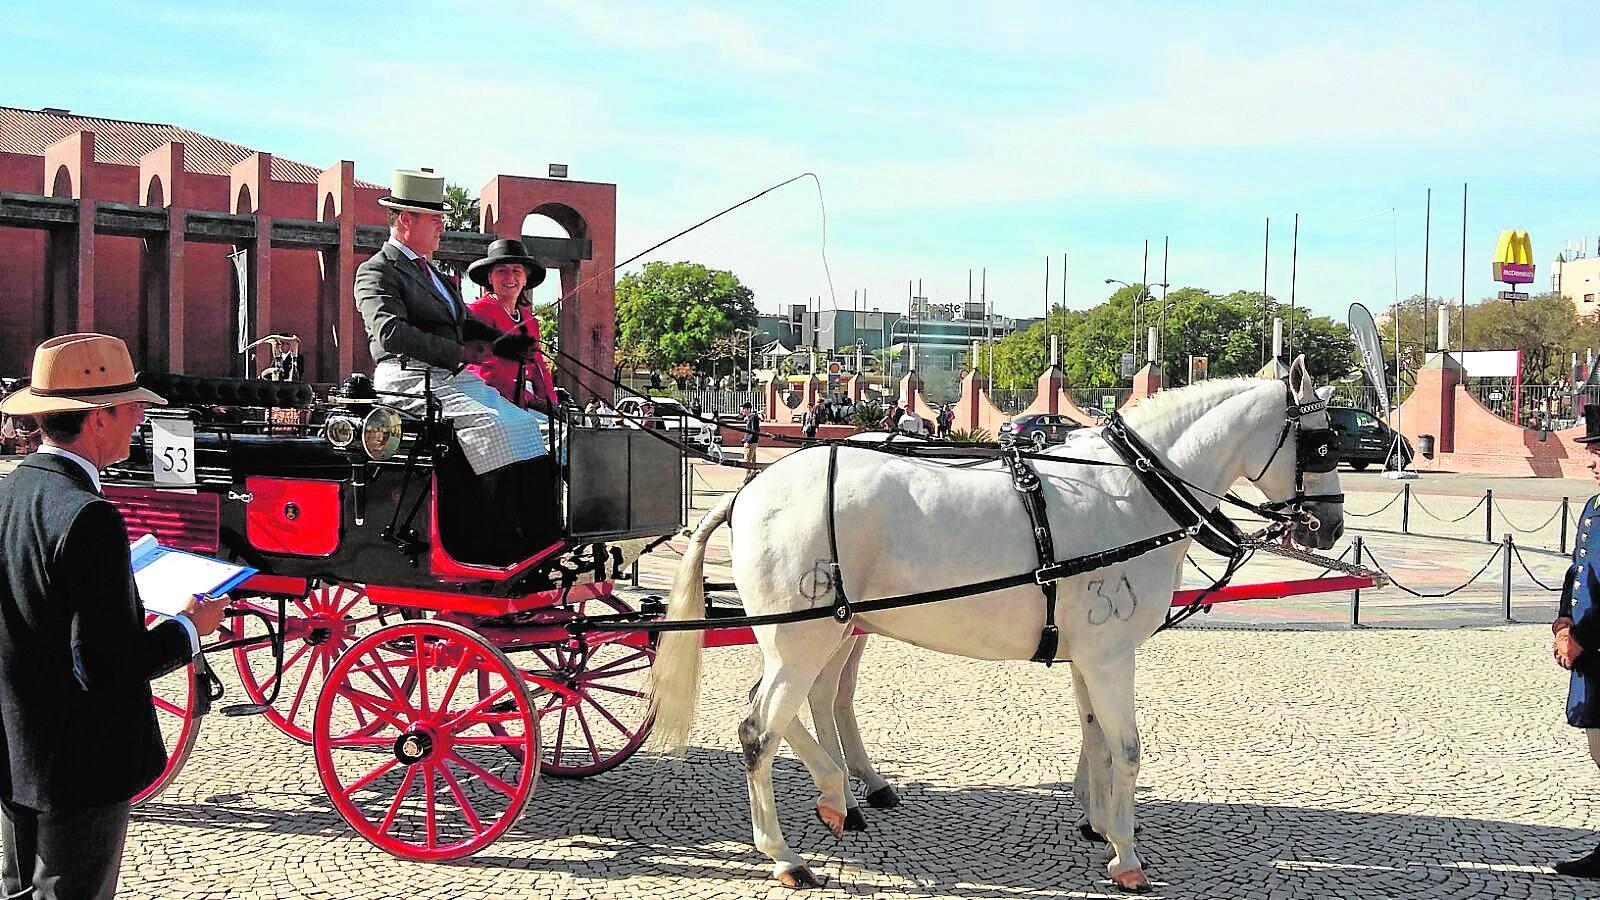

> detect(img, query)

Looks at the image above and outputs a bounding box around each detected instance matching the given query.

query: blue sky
[5,0,1595,321]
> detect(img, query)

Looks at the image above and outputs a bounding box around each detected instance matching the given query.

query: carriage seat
[138,372,315,410]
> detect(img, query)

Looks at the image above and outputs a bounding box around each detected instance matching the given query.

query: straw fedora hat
[466,238,547,289]
[0,333,166,416]
[378,169,448,216]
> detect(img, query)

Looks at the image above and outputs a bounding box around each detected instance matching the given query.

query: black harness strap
[1100,411,1246,558]
[1000,446,1061,664]
[824,443,852,623]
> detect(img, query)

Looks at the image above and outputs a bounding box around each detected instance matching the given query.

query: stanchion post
[630,558,640,589]
[1485,489,1494,543]
[1402,483,1411,534]
[1349,535,1363,627]
[1562,497,1571,554]
[1502,532,1514,622]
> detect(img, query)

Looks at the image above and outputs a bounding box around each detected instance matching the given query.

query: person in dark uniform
[0,333,229,899]
[1554,404,1600,878]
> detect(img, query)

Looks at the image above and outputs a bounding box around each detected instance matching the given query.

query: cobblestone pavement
[122,625,1599,899]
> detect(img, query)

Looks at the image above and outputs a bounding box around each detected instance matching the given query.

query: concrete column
[43,131,96,331]
[318,161,358,379]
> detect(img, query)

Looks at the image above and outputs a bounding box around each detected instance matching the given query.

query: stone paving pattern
[121,625,1600,899]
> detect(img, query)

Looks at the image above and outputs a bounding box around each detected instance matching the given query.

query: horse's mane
[1121,376,1268,428]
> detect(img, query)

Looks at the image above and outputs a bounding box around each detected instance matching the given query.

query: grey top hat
[379,169,447,215]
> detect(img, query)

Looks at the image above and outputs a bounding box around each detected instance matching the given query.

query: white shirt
[387,237,458,317]
[38,444,200,653]
[37,443,101,493]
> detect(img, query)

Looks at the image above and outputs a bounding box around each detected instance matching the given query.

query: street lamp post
[1105,278,1151,377]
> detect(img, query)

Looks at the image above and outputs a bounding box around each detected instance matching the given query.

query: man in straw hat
[355,170,552,563]
[0,333,229,899]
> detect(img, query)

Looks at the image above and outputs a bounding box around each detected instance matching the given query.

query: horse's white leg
[744,629,840,888]
[1070,664,1112,841]
[832,635,898,807]
[1075,651,1148,893]
[782,711,852,833]
[805,638,868,831]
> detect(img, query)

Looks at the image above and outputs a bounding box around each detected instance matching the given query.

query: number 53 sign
[151,417,195,487]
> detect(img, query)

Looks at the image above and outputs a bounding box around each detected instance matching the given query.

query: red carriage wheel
[230,580,386,744]
[313,620,539,861]
[486,592,656,778]
[134,614,203,805]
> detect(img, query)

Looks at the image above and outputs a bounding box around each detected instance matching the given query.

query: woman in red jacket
[464,239,559,412]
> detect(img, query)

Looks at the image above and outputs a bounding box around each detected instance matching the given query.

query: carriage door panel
[245,477,342,557]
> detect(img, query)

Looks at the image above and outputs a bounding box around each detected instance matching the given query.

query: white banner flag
[230,249,250,354]
[1347,302,1390,420]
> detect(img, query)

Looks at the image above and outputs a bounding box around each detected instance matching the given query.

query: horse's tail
[648,491,735,756]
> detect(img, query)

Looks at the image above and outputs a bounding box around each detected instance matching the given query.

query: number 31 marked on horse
[1086,575,1138,625]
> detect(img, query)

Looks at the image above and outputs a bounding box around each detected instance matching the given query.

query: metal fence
[1463,380,1592,430]
[1071,387,1132,415]
[989,387,1039,414]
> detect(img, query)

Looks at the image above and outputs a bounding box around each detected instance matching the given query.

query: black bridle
[1234,384,1345,530]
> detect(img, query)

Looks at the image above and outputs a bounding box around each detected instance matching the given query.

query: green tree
[616,261,758,372]
[443,183,479,232]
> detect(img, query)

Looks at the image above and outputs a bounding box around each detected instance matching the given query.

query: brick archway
[479,175,616,402]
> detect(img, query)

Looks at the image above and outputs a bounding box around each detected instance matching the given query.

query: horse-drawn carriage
[103,356,1372,891]
[113,369,684,859]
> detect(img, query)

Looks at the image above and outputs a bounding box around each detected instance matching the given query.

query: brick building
[0,106,617,397]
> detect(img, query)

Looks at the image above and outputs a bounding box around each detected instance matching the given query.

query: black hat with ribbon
[466,238,547,290]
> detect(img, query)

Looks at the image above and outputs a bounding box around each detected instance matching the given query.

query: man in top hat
[1554,405,1600,877]
[355,170,553,564]
[0,333,230,899]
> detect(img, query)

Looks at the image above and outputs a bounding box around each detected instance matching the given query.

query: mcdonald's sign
[1493,229,1535,284]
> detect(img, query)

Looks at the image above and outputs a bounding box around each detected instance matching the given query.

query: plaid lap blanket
[374,360,547,474]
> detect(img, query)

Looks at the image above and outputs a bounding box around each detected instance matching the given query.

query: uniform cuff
[165,613,201,655]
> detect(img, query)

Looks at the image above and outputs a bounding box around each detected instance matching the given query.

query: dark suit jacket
[0,454,192,809]
[355,241,475,370]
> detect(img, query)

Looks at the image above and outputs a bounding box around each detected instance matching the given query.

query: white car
[614,395,693,435]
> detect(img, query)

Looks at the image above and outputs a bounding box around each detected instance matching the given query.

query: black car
[1003,413,1081,449]
[1328,406,1413,471]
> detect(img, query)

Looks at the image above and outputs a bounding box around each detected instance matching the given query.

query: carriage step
[220,702,273,717]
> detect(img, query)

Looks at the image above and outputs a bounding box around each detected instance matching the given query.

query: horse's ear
[1288,355,1312,397]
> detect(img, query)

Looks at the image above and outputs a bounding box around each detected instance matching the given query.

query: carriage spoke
[343,757,401,796]
[582,693,633,738]
[260,641,315,695]
[441,684,512,732]
[152,694,187,717]
[437,761,484,834]
[353,653,415,715]
[325,734,396,748]
[336,687,411,731]
[435,650,477,715]
[585,682,647,700]
[332,588,368,619]
[576,706,600,762]
[583,649,649,676]
[445,751,516,798]
[414,641,431,715]
[378,766,418,835]
[451,734,532,747]
[423,765,438,849]
[552,705,570,768]
[284,647,319,726]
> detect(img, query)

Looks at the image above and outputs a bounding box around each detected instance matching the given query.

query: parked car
[1002,413,1082,449]
[1328,405,1413,471]
[614,396,692,434]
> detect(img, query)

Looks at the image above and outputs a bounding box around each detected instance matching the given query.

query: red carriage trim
[105,485,221,554]
[365,580,613,617]
[236,573,311,596]
[427,475,564,581]
[246,477,342,557]
[1170,575,1372,607]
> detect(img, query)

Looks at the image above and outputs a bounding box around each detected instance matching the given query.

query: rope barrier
[1496,503,1564,535]
[1510,541,1563,592]
[1344,491,1402,518]
[1359,543,1501,598]
[1408,492,1487,523]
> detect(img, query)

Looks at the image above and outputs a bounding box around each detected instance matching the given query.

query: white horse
[650,361,1344,892]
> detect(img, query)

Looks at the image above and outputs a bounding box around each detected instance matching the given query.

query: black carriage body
[100,378,683,599]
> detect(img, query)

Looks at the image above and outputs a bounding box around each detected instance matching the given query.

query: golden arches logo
[1493,230,1535,284]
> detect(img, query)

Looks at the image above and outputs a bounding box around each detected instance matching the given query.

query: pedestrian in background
[1554,405,1600,878]
[802,401,819,440]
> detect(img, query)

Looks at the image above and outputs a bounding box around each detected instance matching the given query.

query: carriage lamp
[361,407,404,460]
[324,415,360,450]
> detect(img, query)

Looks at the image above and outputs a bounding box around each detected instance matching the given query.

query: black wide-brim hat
[1577,404,1600,443]
[467,238,547,289]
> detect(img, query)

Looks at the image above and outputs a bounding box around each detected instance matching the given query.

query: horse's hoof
[815,804,847,838]
[776,865,823,889]
[865,785,900,808]
[843,807,868,832]
[1079,823,1107,843]
[1110,869,1151,893]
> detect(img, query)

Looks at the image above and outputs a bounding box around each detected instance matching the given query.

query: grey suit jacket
[355,242,471,370]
